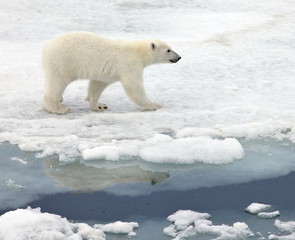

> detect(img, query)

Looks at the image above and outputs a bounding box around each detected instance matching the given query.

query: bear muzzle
[170,53,181,63]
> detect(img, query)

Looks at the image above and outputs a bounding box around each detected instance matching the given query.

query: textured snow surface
[1,0,295,164]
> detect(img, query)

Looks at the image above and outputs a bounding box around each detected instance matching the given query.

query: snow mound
[163,210,254,240]
[83,134,244,165]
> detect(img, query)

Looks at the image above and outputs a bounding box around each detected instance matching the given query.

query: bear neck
[133,41,154,67]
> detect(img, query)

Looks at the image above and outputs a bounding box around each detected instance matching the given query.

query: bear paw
[46,105,70,114]
[90,103,108,111]
[142,102,163,111]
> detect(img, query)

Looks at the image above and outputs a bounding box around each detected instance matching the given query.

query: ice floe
[94,221,138,237]
[245,203,272,215]
[257,211,280,219]
[163,210,254,240]
[82,134,245,164]
[0,207,138,240]
[245,203,280,219]
[268,220,295,239]
[1,203,295,240]
[0,207,105,240]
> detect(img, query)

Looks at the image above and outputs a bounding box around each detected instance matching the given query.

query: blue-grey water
[1,140,295,239]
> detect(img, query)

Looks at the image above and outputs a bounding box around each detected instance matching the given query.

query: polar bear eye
[167,49,171,53]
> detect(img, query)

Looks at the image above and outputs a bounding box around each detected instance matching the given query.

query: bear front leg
[87,80,109,111]
[121,76,163,111]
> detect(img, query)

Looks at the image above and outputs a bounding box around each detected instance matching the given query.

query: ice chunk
[94,221,138,237]
[83,135,244,165]
[5,179,26,190]
[268,233,295,240]
[268,220,295,239]
[164,210,253,240]
[10,157,27,165]
[274,220,295,233]
[0,207,105,240]
[257,211,280,219]
[139,137,244,164]
[166,210,211,230]
[245,203,272,215]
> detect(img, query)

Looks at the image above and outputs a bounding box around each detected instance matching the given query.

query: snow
[0,0,295,167]
[0,207,138,240]
[163,210,254,240]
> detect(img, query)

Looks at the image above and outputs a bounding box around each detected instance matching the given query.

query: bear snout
[170,56,181,63]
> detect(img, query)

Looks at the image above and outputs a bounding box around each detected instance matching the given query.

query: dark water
[1,141,295,239]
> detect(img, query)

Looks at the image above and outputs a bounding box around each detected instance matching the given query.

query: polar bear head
[149,40,181,64]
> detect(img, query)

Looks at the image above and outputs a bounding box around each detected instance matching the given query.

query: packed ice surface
[163,210,254,240]
[1,0,295,165]
[0,207,139,240]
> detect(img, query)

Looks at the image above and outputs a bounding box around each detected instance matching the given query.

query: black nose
[178,57,181,61]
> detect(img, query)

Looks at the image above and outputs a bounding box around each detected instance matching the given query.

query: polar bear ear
[150,43,156,51]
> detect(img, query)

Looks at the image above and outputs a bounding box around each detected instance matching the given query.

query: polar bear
[42,31,181,114]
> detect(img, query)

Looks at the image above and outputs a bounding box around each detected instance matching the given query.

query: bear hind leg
[43,80,70,114]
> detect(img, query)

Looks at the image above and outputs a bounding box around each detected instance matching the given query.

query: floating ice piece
[257,211,280,219]
[268,220,295,239]
[164,210,254,240]
[139,137,244,164]
[94,221,138,237]
[5,179,26,190]
[10,157,27,165]
[83,135,244,165]
[274,220,295,233]
[0,207,105,240]
[268,233,295,240]
[245,203,272,215]
[166,210,211,231]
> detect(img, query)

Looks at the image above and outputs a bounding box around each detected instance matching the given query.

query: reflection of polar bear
[42,32,181,114]
[43,158,169,192]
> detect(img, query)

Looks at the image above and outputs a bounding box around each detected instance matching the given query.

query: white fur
[42,31,181,114]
